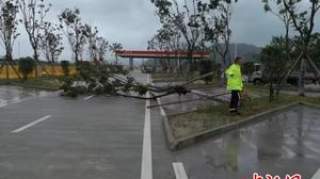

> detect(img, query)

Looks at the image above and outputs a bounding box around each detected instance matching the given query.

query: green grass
[0,77,63,91]
[170,94,320,140]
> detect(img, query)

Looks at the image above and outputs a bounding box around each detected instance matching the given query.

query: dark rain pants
[229,90,240,112]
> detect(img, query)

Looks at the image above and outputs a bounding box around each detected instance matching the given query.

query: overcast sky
[5,0,320,61]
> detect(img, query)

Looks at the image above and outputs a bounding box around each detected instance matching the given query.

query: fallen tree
[60,62,191,99]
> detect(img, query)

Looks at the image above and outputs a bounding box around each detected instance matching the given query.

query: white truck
[249,63,318,85]
[249,63,264,84]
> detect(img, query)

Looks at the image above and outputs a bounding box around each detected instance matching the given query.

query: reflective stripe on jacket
[226,64,243,91]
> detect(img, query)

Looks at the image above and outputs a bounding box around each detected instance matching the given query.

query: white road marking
[173,162,189,179]
[84,95,95,101]
[153,80,167,118]
[157,98,167,117]
[11,115,52,133]
[0,95,46,108]
[311,169,320,179]
[140,74,153,179]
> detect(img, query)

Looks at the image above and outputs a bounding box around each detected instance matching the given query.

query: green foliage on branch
[260,37,291,82]
[60,62,190,99]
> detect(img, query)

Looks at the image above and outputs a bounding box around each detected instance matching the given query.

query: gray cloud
[5,0,320,61]
[231,0,320,46]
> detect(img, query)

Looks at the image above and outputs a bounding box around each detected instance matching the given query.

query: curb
[13,84,60,91]
[301,101,320,109]
[151,80,177,150]
[168,102,303,151]
[156,98,178,150]
[0,83,60,91]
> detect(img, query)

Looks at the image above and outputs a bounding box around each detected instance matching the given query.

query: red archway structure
[115,50,210,70]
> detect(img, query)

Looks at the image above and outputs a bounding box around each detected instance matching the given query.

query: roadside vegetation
[0,58,74,91]
[170,94,320,140]
[0,77,62,91]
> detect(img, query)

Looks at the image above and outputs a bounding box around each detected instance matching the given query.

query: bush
[18,57,36,80]
[61,60,70,76]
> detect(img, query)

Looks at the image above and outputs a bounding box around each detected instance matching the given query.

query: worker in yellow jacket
[226,57,243,115]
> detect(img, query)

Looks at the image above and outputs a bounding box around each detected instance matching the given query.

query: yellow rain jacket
[226,64,243,91]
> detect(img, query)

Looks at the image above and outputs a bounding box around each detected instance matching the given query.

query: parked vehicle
[249,63,264,84]
[249,63,318,85]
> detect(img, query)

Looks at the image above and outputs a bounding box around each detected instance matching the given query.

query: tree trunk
[275,79,281,97]
[33,50,39,78]
[51,54,55,76]
[5,48,22,80]
[75,51,79,64]
[298,58,305,96]
[51,63,55,76]
[269,82,274,102]
[6,60,9,81]
[187,48,194,74]
[5,46,21,80]
[115,55,118,65]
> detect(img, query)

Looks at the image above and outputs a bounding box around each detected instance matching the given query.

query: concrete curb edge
[162,109,179,150]
[167,102,303,151]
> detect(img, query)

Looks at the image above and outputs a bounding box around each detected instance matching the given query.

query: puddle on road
[177,105,320,179]
[0,86,53,106]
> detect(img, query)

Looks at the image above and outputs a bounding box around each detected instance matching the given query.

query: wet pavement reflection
[0,86,53,106]
[176,106,320,179]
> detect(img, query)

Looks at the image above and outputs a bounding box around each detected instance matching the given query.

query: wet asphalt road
[0,88,145,179]
[0,74,319,179]
[171,106,320,179]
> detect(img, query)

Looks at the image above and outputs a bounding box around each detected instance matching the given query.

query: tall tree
[19,0,52,76]
[40,22,64,64]
[199,0,234,76]
[86,24,99,63]
[261,37,291,101]
[151,0,204,72]
[0,0,21,79]
[149,22,181,51]
[148,24,182,73]
[59,8,88,63]
[96,36,109,62]
[263,0,320,96]
[262,0,295,94]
